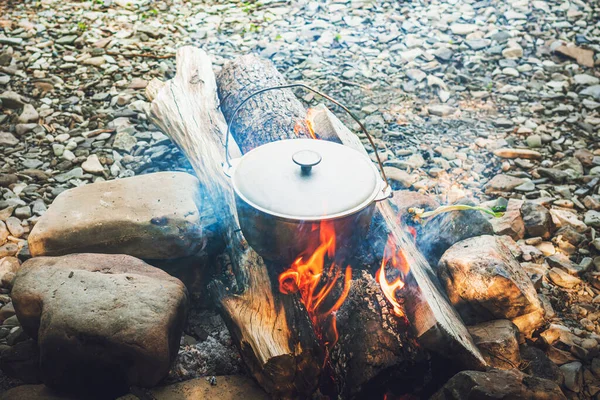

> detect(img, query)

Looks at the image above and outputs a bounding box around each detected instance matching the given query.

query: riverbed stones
[28,172,204,259]
[11,253,188,397]
[438,235,544,335]
[1,0,600,394]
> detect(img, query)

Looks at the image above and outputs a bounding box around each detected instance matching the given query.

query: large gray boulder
[438,235,544,335]
[28,172,205,259]
[11,254,188,398]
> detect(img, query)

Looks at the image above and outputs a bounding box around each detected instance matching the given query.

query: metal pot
[223,84,391,263]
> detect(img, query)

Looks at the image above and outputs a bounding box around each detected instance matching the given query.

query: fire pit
[145,47,486,399]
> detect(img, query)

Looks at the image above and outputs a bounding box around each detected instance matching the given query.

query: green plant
[249,23,260,33]
[77,21,88,32]
[334,33,342,42]
[275,33,282,40]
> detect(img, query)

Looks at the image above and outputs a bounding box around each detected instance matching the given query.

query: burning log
[145,47,322,399]
[310,105,486,369]
[216,55,427,398]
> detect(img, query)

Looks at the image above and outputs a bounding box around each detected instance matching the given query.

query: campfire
[145,47,485,399]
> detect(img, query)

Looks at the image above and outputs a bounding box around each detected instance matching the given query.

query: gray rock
[5,217,23,238]
[585,210,600,228]
[494,118,514,128]
[112,132,137,152]
[574,74,600,86]
[438,235,544,335]
[29,172,205,260]
[0,132,18,147]
[466,39,491,50]
[433,48,453,61]
[450,23,478,35]
[0,91,24,109]
[418,198,494,265]
[92,92,110,101]
[53,168,83,183]
[17,104,38,124]
[0,37,23,46]
[468,320,520,369]
[521,202,554,239]
[484,174,525,194]
[581,85,600,100]
[526,134,542,148]
[560,362,583,393]
[14,206,31,219]
[15,123,39,136]
[55,35,78,45]
[12,254,188,397]
[428,104,455,116]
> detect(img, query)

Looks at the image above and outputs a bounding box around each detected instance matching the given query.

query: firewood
[216,54,427,398]
[146,46,321,399]
[310,105,486,369]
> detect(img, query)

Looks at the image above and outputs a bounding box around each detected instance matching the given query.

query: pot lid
[232,139,381,220]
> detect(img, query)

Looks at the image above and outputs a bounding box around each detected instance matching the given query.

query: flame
[292,109,318,139]
[278,221,352,348]
[306,108,318,139]
[376,235,410,318]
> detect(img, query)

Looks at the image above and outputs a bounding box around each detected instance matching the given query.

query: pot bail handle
[223,83,390,196]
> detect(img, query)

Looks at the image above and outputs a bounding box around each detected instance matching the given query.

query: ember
[278,221,352,348]
[376,235,410,318]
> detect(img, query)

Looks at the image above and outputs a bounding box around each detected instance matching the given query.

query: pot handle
[223,83,391,198]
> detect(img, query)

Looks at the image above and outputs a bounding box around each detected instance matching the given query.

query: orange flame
[376,235,410,318]
[278,221,352,348]
[306,108,318,139]
[292,109,318,139]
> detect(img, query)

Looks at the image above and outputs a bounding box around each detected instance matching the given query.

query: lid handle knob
[292,150,322,174]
